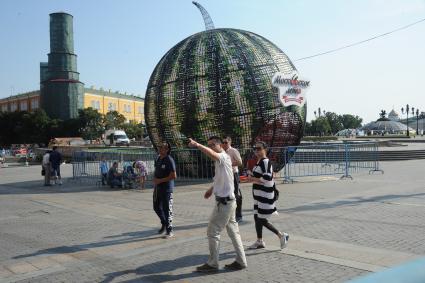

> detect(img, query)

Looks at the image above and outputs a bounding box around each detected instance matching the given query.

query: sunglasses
[253,146,263,151]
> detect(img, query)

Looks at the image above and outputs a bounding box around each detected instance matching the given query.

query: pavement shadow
[0,178,118,195]
[12,229,162,259]
[101,249,277,283]
[0,178,211,195]
[101,252,236,283]
[281,192,425,213]
[12,222,217,260]
[103,222,210,240]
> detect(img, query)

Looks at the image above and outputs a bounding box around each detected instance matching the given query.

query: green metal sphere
[145,28,306,171]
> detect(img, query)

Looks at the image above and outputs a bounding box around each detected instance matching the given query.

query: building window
[123,104,131,113]
[91,100,100,110]
[20,101,28,111]
[10,102,18,112]
[1,104,7,112]
[31,99,39,109]
[108,102,116,111]
[138,106,144,114]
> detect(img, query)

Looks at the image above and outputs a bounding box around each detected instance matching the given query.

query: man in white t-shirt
[222,136,243,222]
[189,136,247,272]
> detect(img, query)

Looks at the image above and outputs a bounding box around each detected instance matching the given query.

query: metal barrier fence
[71,149,215,185]
[278,142,383,183]
[71,142,383,185]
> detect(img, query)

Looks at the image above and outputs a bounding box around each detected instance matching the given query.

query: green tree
[324,112,343,134]
[104,111,126,130]
[340,114,363,129]
[311,116,331,136]
[0,110,55,145]
[121,121,146,140]
[304,121,312,136]
[77,108,104,142]
[377,110,389,121]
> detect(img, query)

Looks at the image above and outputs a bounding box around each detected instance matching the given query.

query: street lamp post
[401,104,410,137]
[415,109,420,135]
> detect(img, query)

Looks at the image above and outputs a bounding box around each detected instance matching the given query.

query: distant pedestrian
[153,142,176,238]
[222,136,243,222]
[134,160,148,189]
[189,137,247,272]
[100,158,109,185]
[42,150,52,186]
[49,146,62,185]
[248,141,289,250]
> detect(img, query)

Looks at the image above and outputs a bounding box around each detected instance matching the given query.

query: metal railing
[71,142,383,185]
[277,142,383,183]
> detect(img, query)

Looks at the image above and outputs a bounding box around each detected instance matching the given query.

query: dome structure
[361,120,414,134]
[145,28,307,173]
[388,109,399,121]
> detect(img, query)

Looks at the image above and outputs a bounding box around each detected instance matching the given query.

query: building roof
[1,88,144,103]
[0,90,40,102]
[83,88,144,101]
[361,120,414,132]
[388,109,399,119]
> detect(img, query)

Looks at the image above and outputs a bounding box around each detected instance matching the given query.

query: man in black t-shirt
[49,146,63,185]
[153,142,176,238]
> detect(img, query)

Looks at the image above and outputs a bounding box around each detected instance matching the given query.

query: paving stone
[1,161,425,282]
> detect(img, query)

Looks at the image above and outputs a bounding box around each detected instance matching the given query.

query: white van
[104,130,130,146]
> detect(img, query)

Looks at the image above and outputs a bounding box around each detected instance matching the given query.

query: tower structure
[40,12,84,120]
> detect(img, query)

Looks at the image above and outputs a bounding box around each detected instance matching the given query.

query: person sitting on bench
[107,162,123,188]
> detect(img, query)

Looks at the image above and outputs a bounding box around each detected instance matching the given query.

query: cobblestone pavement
[1,160,425,282]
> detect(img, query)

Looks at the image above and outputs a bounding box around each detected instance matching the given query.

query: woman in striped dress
[248,141,289,250]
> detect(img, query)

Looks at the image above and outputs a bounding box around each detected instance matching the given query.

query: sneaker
[157,225,165,234]
[248,240,266,249]
[196,263,218,273]
[58,181,62,185]
[280,233,289,249]
[224,261,246,271]
[163,231,174,238]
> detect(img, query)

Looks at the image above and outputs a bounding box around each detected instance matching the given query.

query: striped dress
[252,158,277,219]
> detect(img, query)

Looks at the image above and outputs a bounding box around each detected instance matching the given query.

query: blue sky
[1,0,424,123]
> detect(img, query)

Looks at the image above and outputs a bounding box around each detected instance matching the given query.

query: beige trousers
[207,199,247,268]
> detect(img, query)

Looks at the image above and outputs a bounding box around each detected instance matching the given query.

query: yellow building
[0,91,40,113]
[0,88,145,124]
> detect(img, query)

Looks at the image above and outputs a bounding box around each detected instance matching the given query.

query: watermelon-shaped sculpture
[145,2,308,173]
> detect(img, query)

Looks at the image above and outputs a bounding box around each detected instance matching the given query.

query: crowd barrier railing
[71,142,383,185]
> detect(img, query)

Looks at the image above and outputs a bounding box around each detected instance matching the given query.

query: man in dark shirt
[153,142,177,238]
[107,162,123,188]
[49,146,62,185]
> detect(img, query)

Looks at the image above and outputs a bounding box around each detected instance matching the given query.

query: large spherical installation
[145,28,306,173]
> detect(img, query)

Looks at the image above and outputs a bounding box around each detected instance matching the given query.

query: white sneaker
[248,240,266,249]
[163,231,174,239]
[280,233,289,249]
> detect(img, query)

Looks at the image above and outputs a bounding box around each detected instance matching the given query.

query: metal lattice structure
[192,1,215,30]
[145,28,306,173]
